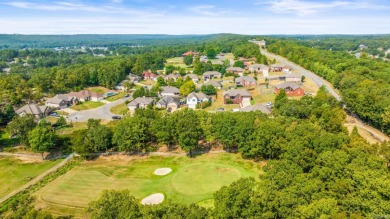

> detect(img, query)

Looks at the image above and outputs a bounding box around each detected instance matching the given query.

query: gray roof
[227,67,244,72]
[249,64,266,68]
[127,97,154,106]
[187,92,210,101]
[286,73,301,78]
[16,104,47,115]
[161,86,179,94]
[235,76,257,84]
[275,82,302,90]
[270,64,285,68]
[187,74,199,79]
[204,80,222,88]
[239,104,272,114]
[157,96,180,106]
[46,94,73,104]
[223,89,251,97]
[203,71,222,76]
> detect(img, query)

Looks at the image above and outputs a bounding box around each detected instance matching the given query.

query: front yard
[70,101,104,111]
[110,102,129,115]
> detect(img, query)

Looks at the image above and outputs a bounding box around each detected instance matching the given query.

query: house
[223,89,251,108]
[115,80,129,91]
[270,64,284,72]
[239,104,272,114]
[235,76,257,87]
[45,94,75,109]
[16,104,50,119]
[127,97,154,111]
[283,66,292,74]
[129,73,141,83]
[200,55,208,63]
[186,74,199,83]
[181,51,199,57]
[226,67,245,76]
[142,71,158,80]
[160,86,180,96]
[274,82,305,96]
[204,80,222,90]
[285,73,302,83]
[186,92,211,109]
[156,96,180,112]
[67,90,103,102]
[165,73,182,82]
[248,64,266,72]
[203,71,222,81]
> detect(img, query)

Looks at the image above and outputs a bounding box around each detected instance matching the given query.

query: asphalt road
[67,97,131,122]
[261,50,342,101]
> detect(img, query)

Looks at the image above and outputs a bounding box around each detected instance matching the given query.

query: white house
[186,92,211,109]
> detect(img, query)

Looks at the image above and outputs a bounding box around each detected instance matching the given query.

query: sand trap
[154,168,172,176]
[141,193,164,205]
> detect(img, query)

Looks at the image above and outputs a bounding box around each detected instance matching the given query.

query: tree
[179,80,196,96]
[274,88,288,109]
[173,109,202,157]
[206,48,217,59]
[85,119,113,152]
[55,116,67,128]
[200,85,216,95]
[132,87,146,98]
[28,121,56,159]
[122,81,134,92]
[156,76,167,86]
[301,75,306,82]
[233,61,245,68]
[183,55,193,66]
[165,65,176,74]
[7,115,36,146]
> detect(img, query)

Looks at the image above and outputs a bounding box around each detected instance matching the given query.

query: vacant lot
[0,157,62,199]
[87,86,110,95]
[70,101,104,111]
[34,153,261,217]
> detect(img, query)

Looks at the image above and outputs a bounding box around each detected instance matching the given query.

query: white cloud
[111,0,123,3]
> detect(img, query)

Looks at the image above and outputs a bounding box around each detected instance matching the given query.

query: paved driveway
[67,97,131,122]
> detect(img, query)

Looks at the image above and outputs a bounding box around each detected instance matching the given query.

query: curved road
[261,50,342,101]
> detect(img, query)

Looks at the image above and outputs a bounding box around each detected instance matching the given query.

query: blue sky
[0,0,389,34]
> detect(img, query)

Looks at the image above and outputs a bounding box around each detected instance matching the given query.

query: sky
[0,0,389,34]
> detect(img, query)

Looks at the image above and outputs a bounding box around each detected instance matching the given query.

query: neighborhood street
[67,97,131,122]
[261,50,342,101]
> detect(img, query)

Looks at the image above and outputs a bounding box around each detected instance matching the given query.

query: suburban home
[115,80,129,91]
[16,104,51,119]
[248,64,269,76]
[235,76,257,87]
[239,104,272,114]
[283,66,292,74]
[204,80,222,90]
[165,73,182,82]
[186,92,211,109]
[45,94,75,109]
[275,82,305,96]
[129,73,141,83]
[181,51,199,57]
[156,96,180,112]
[285,73,302,83]
[200,55,208,63]
[270,64,285,72]
[203,71,222,81]
[223,89,252,108]
[186,74,199,83]
[160,86,180,96]
[127,97,154,111]
[67,90,103,102]
[226,67,245,76]
[142,71,158,80]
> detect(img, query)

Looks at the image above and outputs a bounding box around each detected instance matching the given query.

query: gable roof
[239,104,272,114]
[157,96,180,106]
[286,73,301,78]
[186,74,199,79]
[161,86,179,94]
[67,90,102,99]
[226,67,245,72]
[270,64,285,68]
[275,82,302,90]
[165,73,181,80]
[127,97,154,106]
[223,89,251,97]
[142,71,157,77]
[16,104,48,115]
[187,92,210,100]
[46,94,73,104]
[204,80,222,88]
[203,71,222,76]
[249,64,266,68]
[235,76,257,84]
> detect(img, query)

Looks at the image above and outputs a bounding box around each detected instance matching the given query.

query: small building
[156,96,180,112]
[116,80,129,91]
[285,73,302,83]
[186,74,199,83]
[181,51,199,57]
[270,64,284,72]
[203,71,222,81]
[235,76,257,87]
[165,73,182,82]
[142,71,158,81]
[283,66,292,74]
[200,55,208,63]
[204,80,222,90]
[160,86,180,97]
[129,73,141,83]
[186,92,211,109]
[45,94,75,109]
[16,104,50,119]
[127,97,154,111]
[67,90,103,102]
[226,67,245,76]
[274,82,304,96]
[239,104,272,114]
[248,64,266,72]
[223,89,252,108]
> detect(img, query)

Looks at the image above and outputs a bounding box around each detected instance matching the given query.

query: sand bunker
[154,168,172,176]
[141,193,164,205]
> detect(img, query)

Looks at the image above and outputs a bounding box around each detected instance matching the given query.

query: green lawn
[34,153,261,217]
[87,86,109,95]
[70,101,104,111]
[0,128,20,149]
[110,102,129,115]
[105,92,126,102]
[0,157,62,199]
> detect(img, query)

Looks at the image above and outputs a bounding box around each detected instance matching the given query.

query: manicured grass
[0,128,19,149]
[87,86,109,95]
[0,157,62,199]
[110,102,129,115]
[34,153,261,217]
[70,101,104,111]
[105,92,126,102]
[139,80,156,86]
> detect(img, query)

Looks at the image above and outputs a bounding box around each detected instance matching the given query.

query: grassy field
[139,79,156,86]
[0,128,19,149]
[165,57,193,70]
[105,92,126,102]
[34,153,261,217]
[70,101,104,111]
[87,86,110,95]
[110,102,129,115]
[0,157,62,199]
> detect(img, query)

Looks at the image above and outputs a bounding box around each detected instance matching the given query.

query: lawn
[110,102,129,115]
[0,128,19,149]
[0,157,62,199]
[87,86,110,95]
[70,101,104,111]
[34,153,261,217]
[105,92,126,102]
[139,80,156,86]
[165,57,193,70]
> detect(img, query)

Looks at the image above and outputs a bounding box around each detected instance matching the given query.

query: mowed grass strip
[34,153,261,216]
[0,157,63,199]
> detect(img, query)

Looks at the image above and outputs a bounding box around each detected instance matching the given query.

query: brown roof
[16,104,48,115]
[67,90,102,99]
[223,89,251,97]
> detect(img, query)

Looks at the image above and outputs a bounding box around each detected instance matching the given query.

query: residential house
[186,74,199,83]
[186,92,211,109]
[204,80,222,90]
[156,96,180,112]
[203,71,222,81]
[165,73,182,82]
[270,64,284,72]
[283,66,292,74]
[116,80,129,91]
[239,104,272,114]
[181,51,199,57]
[223,89,252,108]
[274,82,305,96]
[127,97,154,111]
[45,94,75,109]
[235,76,257,87]
[226,67,245,76]
[248,64,270,76]
[160,86,180,97]
[129,73,141,83]
[200,55,208,63]
[16,104,50,119]
[142,71,158,81]
[67,90,103,102]
[285,73,302,83]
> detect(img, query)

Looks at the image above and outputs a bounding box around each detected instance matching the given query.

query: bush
[225,99,233,104]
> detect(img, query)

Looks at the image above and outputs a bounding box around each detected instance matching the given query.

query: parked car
[217,108,225,112]
[49,112,60,117]
[125,93,130,97]
[112,116,122,120]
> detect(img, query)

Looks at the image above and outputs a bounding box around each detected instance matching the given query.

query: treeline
[268,40,390,135]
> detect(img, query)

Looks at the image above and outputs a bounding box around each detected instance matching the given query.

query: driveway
[67,97,131,122]
[261,50,342,101]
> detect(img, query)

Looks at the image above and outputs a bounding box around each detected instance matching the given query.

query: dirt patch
[141,193,164,205]
[154,168,172,176]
